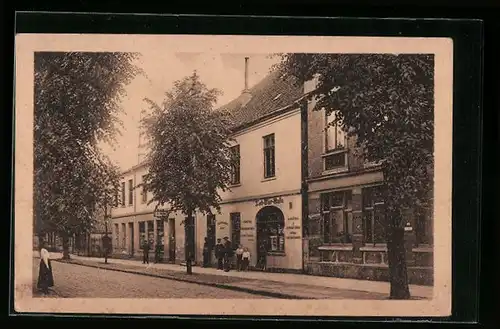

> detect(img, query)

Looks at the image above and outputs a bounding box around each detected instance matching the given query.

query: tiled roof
[219,69,304,131]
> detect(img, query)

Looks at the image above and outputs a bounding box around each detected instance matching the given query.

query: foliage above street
[142,72,235,217]
[34,52,142,237]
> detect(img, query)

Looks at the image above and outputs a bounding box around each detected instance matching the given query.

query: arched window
[256,206,285,253]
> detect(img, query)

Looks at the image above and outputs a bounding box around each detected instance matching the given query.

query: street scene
[31,41,436,302]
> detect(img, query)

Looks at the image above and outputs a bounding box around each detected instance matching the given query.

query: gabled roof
[219,69,304,131]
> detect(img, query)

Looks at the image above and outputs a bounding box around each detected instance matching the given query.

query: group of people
[142,240,163,264]
[203,236,251,272]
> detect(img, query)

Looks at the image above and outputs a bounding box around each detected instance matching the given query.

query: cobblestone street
[32,259,270,299]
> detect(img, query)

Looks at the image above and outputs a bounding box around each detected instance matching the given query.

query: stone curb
[53,259,310,300]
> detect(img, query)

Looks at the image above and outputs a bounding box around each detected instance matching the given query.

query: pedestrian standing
[222,236,233,272]
[215,238,224,270]
[202,237,211,267]
[142,240,150,264]
[235,244,244,271]
[242,247,251,271]
[154,243,162,263]
[37,241,54,295]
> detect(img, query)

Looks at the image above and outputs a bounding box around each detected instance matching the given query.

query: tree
[142,72,234,274]
[275,54,434,299]
[34,52,142,259]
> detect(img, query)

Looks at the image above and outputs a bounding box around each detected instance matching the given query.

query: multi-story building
[302,76,434,285]
[110,58,306,272]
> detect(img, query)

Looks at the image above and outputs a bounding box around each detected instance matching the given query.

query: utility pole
[102,196,111,264]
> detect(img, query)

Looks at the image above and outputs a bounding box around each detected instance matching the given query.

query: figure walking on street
[37,241,54,295]
[215,238,224,270]
[142,240,150,264]
[222,236,233,272]
[154,243,162,263]
[235,244,244,271]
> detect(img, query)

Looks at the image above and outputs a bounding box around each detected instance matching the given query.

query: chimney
[244,57,250,92]
[240,57,252,106]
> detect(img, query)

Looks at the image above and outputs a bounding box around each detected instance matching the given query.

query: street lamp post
[102,199,111,264]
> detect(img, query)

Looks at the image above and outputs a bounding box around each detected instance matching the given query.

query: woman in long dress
[37,242,54,295]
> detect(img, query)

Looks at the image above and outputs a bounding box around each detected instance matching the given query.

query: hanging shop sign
[154,209,170,218]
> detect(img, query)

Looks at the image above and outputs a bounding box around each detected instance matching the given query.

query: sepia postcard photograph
[13,33,453,317]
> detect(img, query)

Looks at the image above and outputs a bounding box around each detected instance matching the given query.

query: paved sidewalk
[45,251,432,299]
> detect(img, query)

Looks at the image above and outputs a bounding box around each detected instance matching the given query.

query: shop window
[156,220,164,247]
[230,145,241,185]
[263,134,275,178]
[139,222,146,249]
[362,186,386,245]
[114,224,119,247]
[121,223,126,248]
[207,214,216,247]
[147,221,154,245]
[321,191,352,244]
[230,213,241,248]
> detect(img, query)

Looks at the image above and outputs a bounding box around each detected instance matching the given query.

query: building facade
[302,77,434,285]
[110,65,306,271]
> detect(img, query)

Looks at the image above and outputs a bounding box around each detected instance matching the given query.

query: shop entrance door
[255,206,285,270]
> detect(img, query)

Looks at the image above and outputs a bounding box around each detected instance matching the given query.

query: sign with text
[255,196,284,207]
[154,209,170,218]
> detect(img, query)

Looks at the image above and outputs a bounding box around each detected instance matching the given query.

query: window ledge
[412,246,433,253]
[229,183,242,188]
[261,176,276,183]
[267,252,286,256]
[318,245,353,251]
[322,148,348,157]
[322,167,349,175]
[360,246,387,252]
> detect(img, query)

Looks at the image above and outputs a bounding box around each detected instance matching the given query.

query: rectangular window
[207,214,216,247]
[139,222,146,249]
[324,152,347,171]
[141,175,147,203]
[147,221,154,245]
[121,182,125,206]
[114,224,119,247]
[362,186,386,245]
[128,179,133,205]
[230,213,241,248]
[320,191,353,244]
[114,190,119,207]
[325,111,346,152]
[230,145,241,185]
[156,220,164,246]
[263,134,275,178]
[121,223,126,248]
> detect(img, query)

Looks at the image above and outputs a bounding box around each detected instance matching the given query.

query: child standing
[242,247,251,271]
[235,245,244,271]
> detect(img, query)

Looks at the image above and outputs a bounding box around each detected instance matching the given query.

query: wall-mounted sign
[287,216,299,221]
[241,227,254,231]
[255,196,284,207]
[154,209,170,218]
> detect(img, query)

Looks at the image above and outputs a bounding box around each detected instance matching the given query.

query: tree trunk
[61,232,71,260]
[387,225,411,299]
[185,210,194,275]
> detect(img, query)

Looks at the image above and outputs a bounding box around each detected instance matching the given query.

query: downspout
[300,98,309,274]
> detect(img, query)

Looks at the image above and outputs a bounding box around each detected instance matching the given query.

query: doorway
[128,223,134,256]
[168,218,176,263]
[256,206,285,269]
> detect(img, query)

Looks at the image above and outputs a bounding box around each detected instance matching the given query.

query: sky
[99,52,279,171]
